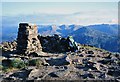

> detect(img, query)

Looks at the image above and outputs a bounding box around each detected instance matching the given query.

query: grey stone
[2,41,17,51]
[86,50,94,54]
[46,55,70,66]
[17,23,42,55]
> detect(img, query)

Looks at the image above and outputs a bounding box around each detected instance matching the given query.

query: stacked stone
[17,23,42,55]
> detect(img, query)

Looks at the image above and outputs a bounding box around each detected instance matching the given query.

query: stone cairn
[17,23,42,55]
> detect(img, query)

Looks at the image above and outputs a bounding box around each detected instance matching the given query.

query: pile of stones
[1,41,17,51]
[17,23,42,55]
[38,34,71,53]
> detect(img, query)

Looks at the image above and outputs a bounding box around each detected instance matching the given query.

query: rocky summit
[0,23,120,81]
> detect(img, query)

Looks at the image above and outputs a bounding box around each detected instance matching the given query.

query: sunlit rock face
[17,23,42,55]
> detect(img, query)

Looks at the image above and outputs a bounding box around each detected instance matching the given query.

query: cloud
[109,19,118,24]
[2,10,118,26]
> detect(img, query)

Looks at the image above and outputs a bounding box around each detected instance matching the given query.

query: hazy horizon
[1,2,118,25]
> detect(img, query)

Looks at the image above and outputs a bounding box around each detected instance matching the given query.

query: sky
[1,2,119,25]
[1,0,120,2]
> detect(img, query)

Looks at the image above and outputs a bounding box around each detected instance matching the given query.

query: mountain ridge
[1,24,119,52]
[1,23,120,81]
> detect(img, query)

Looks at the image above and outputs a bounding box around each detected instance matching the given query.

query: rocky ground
[0,41,120,81]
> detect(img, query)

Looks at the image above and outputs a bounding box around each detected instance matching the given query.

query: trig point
[17,23,42,55]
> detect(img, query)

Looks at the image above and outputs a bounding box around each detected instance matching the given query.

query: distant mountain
[57,25,82,37]
[37,24,82,36]
[86,24,118,36]
[2,26,18,42]
[69,27,118,52]
[36,24,119,52]
[37,25,53,35]
[1,24,119,52]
